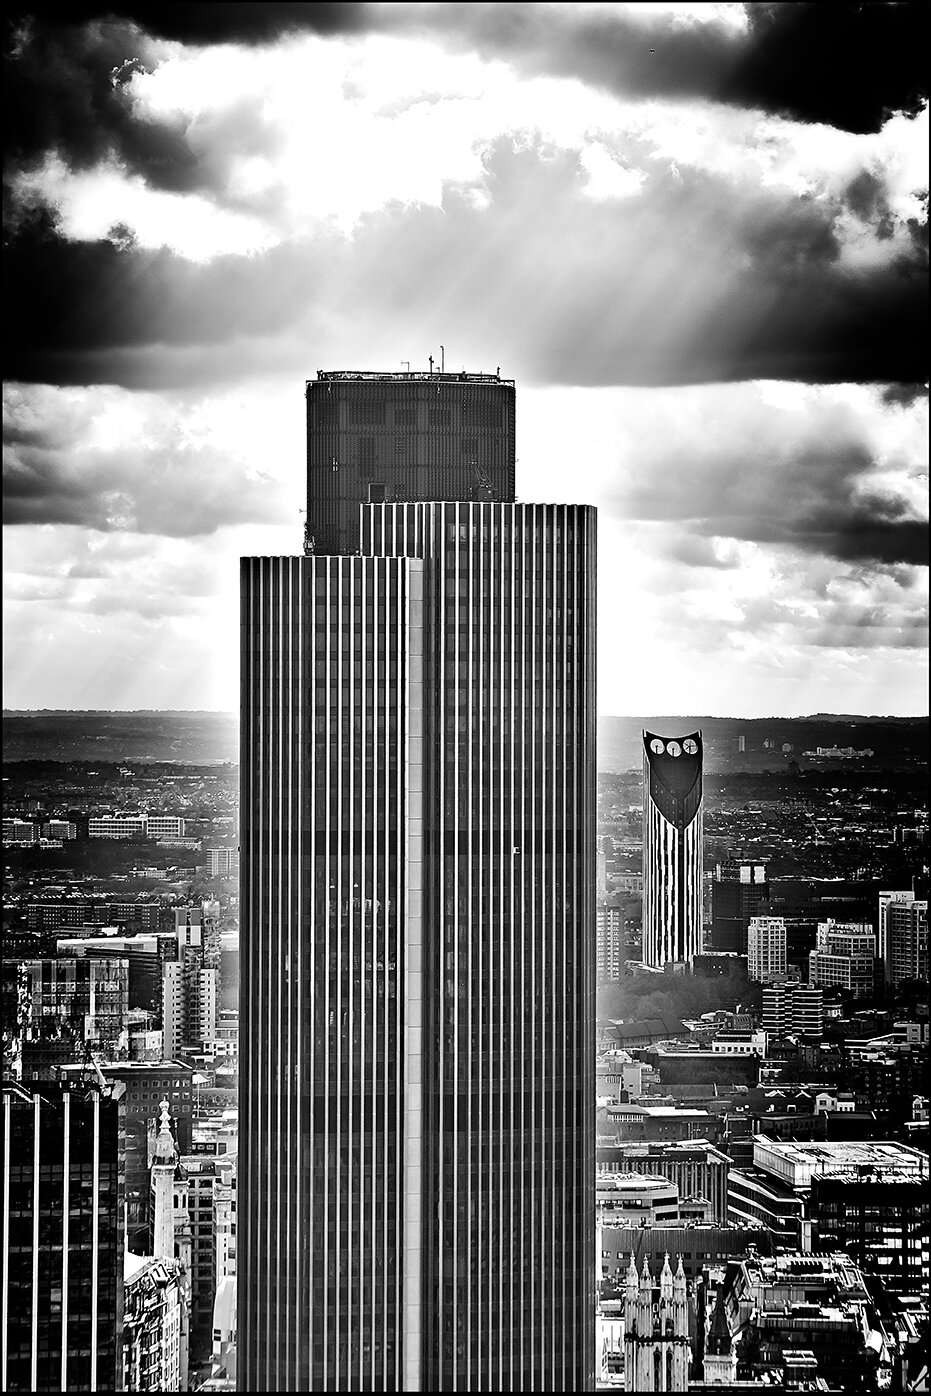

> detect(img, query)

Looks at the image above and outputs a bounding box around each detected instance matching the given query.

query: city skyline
[3,3,928,719]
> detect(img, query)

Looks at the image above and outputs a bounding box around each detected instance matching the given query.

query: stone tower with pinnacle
[624,1252,691,1391]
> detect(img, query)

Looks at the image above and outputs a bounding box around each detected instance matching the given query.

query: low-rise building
[595,1171,679,1228]
[601,1103,721,1144]
[595,1139,731,1224]
[89,814,147,839]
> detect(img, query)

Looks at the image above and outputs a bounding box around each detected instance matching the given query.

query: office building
[767,878,882,934]
[710,860,768,953]
[813,1165,929,1294]
[42,819,77,840]
[595,1171,679,1228]
[2,818,36,843]
[89,814,147,838]
[206,847,237,877]
[641,731,703,968]
[32,899,169,935]
[61,932,166,1014]
[878,889,916,961]
[808,921,877,999]
[240,369,595,1392]
[729,1137,929,1257]
[596,904,625,981]
[59,1059,194,1252]
[87,814,186,839]
[163,958,219,1057]
[594,1140,730,1224]
[762,982,823,1038]
[747,916,787,983]
[880,894,928,987]
[147,815,187,839]
[1,1076,125,1393]
[16,958,129,1079]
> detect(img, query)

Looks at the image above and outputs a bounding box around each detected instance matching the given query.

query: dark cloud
[619,433,927,568]
[3,14,198,194]
[421,1,928,135]
[2,203,329,381]
[3,0,926,208]
[881,382,929,408]
[6,3,367,45]
[3,136,926,391]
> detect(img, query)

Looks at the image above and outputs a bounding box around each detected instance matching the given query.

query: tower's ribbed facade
[642,731,703,968]
[240,371,596,1392]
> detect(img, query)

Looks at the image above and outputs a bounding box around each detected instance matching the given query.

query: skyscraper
[641,731,704,968]
[240,369,596,1391]
[1,1076,125,1393]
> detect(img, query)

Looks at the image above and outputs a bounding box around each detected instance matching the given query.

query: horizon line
[3,708,929,721]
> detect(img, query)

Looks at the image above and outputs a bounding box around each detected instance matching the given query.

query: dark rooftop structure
[305,367,516,554]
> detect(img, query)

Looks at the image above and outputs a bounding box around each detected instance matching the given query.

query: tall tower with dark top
[240,369,596,1392]
[642,730,703,968]
[305,370,516,555]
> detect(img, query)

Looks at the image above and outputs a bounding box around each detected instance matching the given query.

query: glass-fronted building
[1,1077,125,1393]
[240,371,596,1392]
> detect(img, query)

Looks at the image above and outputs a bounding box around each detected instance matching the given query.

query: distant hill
[2,711,238,764]
[3,710,927,771]
[599,714,928,774]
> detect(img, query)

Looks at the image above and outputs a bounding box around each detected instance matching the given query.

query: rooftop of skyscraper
[309,368,514,385]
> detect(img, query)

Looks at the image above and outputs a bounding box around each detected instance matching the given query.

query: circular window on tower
[650,738,665,754]
[666,740,682,757]
[683,738,698,755]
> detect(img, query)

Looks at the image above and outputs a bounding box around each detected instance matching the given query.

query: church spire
[707,1287,732,1356]
[640,1254,653,1288]
[627,1252,639,1291]
[660,1252,674,1299]
[674,1253,687,1291]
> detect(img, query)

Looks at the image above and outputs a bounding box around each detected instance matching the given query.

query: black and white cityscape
[3,4,928,1394]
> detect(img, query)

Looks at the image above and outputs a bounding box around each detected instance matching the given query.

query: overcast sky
[3,1,928,716]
